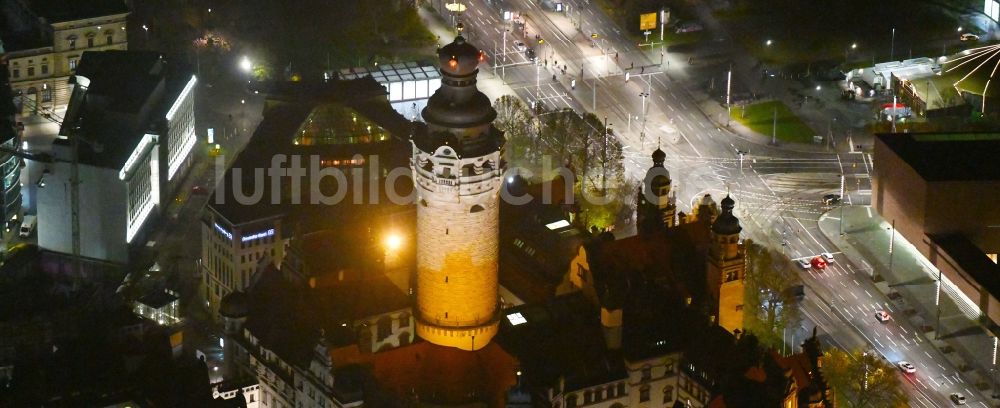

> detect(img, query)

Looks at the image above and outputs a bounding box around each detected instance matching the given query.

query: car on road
[897,361,916,374]
[875,310,891,323]
[514,41,526,51]
[191,185,207,195]
[822,194,841,205]
[675,22,703,33]
[797,259,811,269]
[960,33,979,42]
[821,252,835,262]
[525,48,536,62]
[950,393,967,404]
[810,256,827,270]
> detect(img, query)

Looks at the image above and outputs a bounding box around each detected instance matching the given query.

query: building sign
[241,228,275,242]
[639,12,657,31]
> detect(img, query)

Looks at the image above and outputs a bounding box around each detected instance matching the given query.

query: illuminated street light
[384,233,403,251]
[852,43,857,49]
[766,39,772,46]
[239,56,253,72]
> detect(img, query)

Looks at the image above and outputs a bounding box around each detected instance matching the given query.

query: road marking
[850,291,858,300]
[853,278,860,286]
[874,337,884,348]
[864,289,872,298]
[842,307,854,319]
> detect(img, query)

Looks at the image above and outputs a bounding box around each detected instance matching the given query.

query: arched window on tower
[470,205,484,213]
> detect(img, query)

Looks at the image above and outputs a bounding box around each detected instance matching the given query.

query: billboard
[639,12,657,31]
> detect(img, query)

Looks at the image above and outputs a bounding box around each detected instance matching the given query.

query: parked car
[960,33,979,42]
[514,41,526,51]
[19,215,36,238]
[875,310,891,323]
[821,252,835,262]
[823,194,841,205]
[675,22,704,33]
[897,361,916,374]
[950,393,966,404]
[525,48,537,62]
[797,259,811,269]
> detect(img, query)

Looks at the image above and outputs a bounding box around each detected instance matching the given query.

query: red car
[810,256,827,270]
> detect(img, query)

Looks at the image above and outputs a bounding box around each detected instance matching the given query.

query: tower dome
[712,194,742,235]
[437,34,482,77]
[651,147,666,166]
[420,33,498,135]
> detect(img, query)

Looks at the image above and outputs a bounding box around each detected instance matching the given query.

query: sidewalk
[418,5,521,104]
[817,205,999,397]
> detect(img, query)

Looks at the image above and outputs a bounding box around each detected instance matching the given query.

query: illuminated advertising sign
[639,12,657,31]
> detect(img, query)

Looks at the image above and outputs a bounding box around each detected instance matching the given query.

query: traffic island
[729,100,816,144]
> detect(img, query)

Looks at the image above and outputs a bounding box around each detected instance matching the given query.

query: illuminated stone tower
[707,195,746,333]
[637,147,677,232]
[410,30,504,351]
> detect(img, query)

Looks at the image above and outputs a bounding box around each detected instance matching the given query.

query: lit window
[506,312,527,326]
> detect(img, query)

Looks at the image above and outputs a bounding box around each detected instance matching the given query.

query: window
[106,35,113,45]
[616,382,625,396]
[69,40,76,50]
[641,365,652,381]
[665,360,675,374]
[11,69,18,78]
[639,385,650,402]
[87,37,94,48]
[577,264,588,282]
[27,67,34,76]
[584,390,592,404]
[398,312,410,328]
[69,58,78,71]
[376,316,393,341]
[41,89,51,102]
[41,64,48,75]
[663,386,674,403]
[565,394,578,408]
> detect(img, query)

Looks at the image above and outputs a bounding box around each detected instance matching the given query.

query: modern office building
[0,50,23,239]
[0,0,129,116]
[873,132,1000,326]
[36,51,196,263]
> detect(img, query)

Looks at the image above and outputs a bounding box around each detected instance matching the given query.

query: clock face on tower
[410,32,505,351]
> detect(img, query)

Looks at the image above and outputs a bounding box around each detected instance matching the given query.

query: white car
[797,259,811,269]
[950,393,966,405]
[514,41,526,51]
[821,252,835,262]
[960,33,979,42]
[875,311,891,323]
[897,361,916,374]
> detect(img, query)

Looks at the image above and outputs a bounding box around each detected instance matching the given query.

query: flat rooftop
[876,132,1000,181]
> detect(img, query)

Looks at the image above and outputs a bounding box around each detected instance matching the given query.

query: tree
[824,347,908,408]
[494,96,536,176]
[744,240,802,347]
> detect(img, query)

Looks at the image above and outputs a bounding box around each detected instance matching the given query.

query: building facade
[201,208,286,317]
[2,1,129,116]
[411,31,506,351]
[36,51,196,264]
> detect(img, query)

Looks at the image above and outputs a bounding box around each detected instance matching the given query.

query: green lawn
[730,101,816,143]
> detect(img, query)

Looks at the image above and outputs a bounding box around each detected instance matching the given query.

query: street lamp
[766,39,772,46]
[239,56,253,73]
[384,233,403,251]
